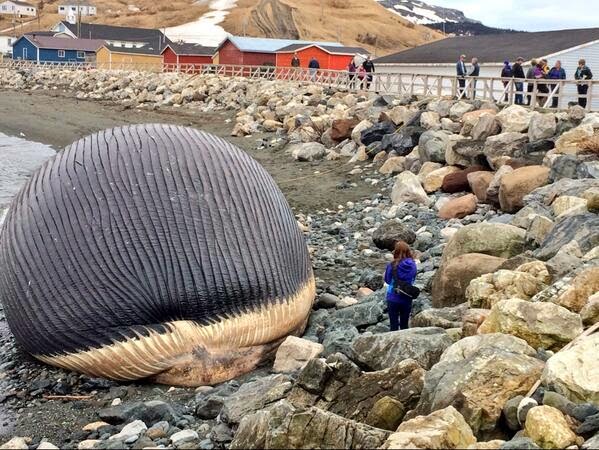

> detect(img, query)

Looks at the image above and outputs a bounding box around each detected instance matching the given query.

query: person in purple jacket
[384,241,418,331]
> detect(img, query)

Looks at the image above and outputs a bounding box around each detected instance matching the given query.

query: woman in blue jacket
[548,60,566,108]
[384,241,417,331]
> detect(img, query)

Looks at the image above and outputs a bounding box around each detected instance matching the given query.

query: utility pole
[77,0,82,38]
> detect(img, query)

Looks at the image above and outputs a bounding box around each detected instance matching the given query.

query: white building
[0,33,16,55]
[58,2,96,18]
[0,0,37,17]
[374,27,599,107]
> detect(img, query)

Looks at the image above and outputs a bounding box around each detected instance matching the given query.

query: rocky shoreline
[0,67,598,450]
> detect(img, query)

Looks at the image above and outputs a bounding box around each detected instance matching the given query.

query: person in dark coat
[526,59,538,106]
[534,60,549,106]
[501,60,513,102]
[348,58,357,89]
[291,52,300,68]
[575,58,593,108]
[362,56,375,90]
[456,54,467,97]
[468,57,480,98]
[384,241,417,331]
[548,60,566,108]
[308,57,320,81]
[513,57,526,105]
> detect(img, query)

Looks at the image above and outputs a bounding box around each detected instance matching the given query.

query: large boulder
[428,99,455,118]
[379,156,406,175]
[411,334,544,435]
[555,124,595,155]
[288,355,425,423]
[442,166,489,193]
[360,121,396,146]
[441,223,526,263]
[466,269,548,309]
[421,111,441,130]
[448,139,486,167]
[528,112,557,141]
[423,166,461,193]
[230,400,390,449]
[554,267,599,313]
[351,119,373,144]
[468,171,495,202]
[352,328,454,371]
[483,132,529,168]
[382,406,476,450]
[432,253,506,308]
[525,406,579,449]
[411,303,469,329]
[221,374,293,424]
[498,165,550,212]
[419,130,450,163]
[272,337,324,373]
[478,298,583,351]
[472,114,501,141]
[438,194,478,219]
[449,101,476,120]
[486,165,514,205]
[289,142,326,161]
[391,171,431,206]
[372,220,417,250]
[381,126,423,156]
[535,213,599,260]
[497,105,533,132]
[330,118,359,141]
[541,333,599,404]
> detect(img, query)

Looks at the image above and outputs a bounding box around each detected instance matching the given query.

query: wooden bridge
[1,60,598,111]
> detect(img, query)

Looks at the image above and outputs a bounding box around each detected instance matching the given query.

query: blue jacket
[384,258,417,303]
[548,67,566,80]
[456,60,467,77]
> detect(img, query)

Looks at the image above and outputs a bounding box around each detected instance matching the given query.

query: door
[23,47,27,59]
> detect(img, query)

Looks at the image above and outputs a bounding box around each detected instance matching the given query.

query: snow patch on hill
[375,0,479,25]
[165,0,238,46]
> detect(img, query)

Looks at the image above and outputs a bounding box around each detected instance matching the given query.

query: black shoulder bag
[392,264,420,300]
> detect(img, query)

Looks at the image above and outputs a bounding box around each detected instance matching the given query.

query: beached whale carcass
[0,124,315,386]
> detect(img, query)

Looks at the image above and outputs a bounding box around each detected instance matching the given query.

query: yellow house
[96,45,163,72]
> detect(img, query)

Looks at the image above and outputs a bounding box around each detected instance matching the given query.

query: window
[71,6,76,11]
[77,51,84,58]
[58,50,65,58]
[59,6,65,11]
[7,38,11,45]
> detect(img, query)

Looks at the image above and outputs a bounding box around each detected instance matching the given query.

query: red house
[214,36,343,66]
[276,44,368,70]
[162,43,216,69]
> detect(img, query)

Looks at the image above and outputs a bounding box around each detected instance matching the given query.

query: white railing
[1,60,598,111]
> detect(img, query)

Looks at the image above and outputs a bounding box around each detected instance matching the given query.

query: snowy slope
[165,0,238,46]
[375,0,479,25]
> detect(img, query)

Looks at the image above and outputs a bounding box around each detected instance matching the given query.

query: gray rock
[535,213,599,260]
[361,121,396,146]
[484,132,529,167]
[296,358,334,394]
[195,396,224,420]
[230,400,390,449]
[352,327,453,370]
[359,270,384,291]
[583,433,599,449]
[171,429,200,447]
[333,301,385,328]
[579,413,599,436]
[315,293,339,309]
[410,303,468,329]
[372,220,416,250]
[220,374,293,424]
[500,437,541,449]
[381,126,423,156]
[503,395,524,431]
[322,323,360,356]
[99,400,180,425]
[289,142,326,162]
[418,130,449,163]
[472,114,501,141]
[524,178,599,206]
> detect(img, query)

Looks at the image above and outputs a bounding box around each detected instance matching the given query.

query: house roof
[277,43,368,55]
[102,43,163,56]
[59,21,171,46]
[5,0,36,7]
[374,27,599,64]
[24,31,58,37]
[221,35,343,53]
[163,42,216,56]
[21,35,104,51]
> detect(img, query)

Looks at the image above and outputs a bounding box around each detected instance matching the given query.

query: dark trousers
[365,73,373,89]
[388,300,412,331]
[527,83,534,105]
[550,84,559,108]
[515,82,524,104]
[458,78,465,96]
[349,73,355,89]
[578,84,589,108]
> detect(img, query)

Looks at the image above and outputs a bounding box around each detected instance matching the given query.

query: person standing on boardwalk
[456,54,467,97]
[348,58,357,89]
[501,60,513,102]
[513,57,526,105]
[384,241,417,331]
[548,60,566,108]
[357,64,366,89]
[534,60,549,106]
[362,56,375,90]
[526,59,538,106]
[469,57,480,98]
[575,59,593,108]
[291,52,300,68]
[308,56,320,81]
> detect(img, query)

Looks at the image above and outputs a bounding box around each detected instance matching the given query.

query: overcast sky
[429,0,595,31]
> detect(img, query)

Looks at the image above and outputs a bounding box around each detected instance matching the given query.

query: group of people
[290,52,376,89]
[457,54,593,108]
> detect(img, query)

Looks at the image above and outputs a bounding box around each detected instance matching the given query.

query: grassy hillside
[0,0,442,56]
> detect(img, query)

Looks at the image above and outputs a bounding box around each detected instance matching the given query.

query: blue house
[12,34,104,63]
